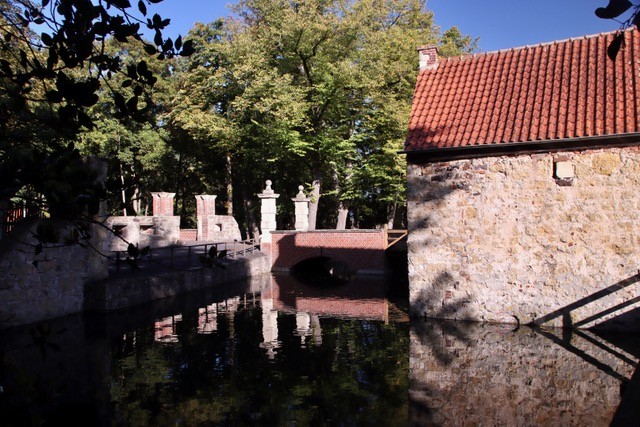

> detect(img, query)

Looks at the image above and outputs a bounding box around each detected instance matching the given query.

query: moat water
[0,274,638,425]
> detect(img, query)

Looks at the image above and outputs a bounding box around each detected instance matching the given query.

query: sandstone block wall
[103,216,180,251]
[0,219,108,329]
[201,215,242,242]
[407,147,640,329]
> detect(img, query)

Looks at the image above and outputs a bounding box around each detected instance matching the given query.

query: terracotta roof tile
[405,29,640,151]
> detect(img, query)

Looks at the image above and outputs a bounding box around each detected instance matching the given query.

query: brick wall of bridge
[269,230,387,274]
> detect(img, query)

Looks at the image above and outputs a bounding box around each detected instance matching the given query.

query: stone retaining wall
[0,219,108,329]
[84,252,269,312]
[407,147,640,329]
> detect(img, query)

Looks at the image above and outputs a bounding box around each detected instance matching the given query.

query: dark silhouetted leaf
[208,246,217,259]
[41,33,53,46]
[595,0,633,19]
[140,246,150,256]
[143,43,157,54]
[127,243,138,258]
[217,249,227,259]
[138,0,147,16]
[46,90,63,103]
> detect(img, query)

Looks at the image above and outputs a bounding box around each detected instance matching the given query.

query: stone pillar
[151,192,175,216]
[291,185,310,231]
[195,194,217,241]
[257,180,279,244]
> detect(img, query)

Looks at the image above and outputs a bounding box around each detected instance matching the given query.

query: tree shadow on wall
[409,272,478,426]
[409,316,479,426]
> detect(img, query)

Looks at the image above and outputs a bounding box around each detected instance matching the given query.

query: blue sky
[150,0,628,52]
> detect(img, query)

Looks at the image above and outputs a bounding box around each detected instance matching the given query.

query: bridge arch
[269,230,388,275]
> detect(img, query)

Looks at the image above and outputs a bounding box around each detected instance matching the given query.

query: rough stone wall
[0,219,108,328]
[407,147,640,329]
[410,320,635,425]
[202,215,242,242]
[270,230,387,274]
[103,216,180,251]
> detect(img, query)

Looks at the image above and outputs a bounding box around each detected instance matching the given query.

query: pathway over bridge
[267,229,407,275]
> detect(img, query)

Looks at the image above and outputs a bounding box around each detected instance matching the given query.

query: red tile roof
[405,29,640,152]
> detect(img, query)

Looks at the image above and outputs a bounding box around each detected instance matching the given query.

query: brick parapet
[270,230,387,274]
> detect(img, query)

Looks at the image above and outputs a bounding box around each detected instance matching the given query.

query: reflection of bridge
[267,229,407,274]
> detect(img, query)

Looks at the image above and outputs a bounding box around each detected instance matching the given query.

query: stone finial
[294,185,308,201]
[263,180,274,195]
[291,184,310,231]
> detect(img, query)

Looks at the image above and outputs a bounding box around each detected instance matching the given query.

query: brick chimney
[418,45,438,71]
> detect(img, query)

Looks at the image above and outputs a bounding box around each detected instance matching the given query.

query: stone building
[404,29,640,329]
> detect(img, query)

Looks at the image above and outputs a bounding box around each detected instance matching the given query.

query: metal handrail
[111,238,260,270]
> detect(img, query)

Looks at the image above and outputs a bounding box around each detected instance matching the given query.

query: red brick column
[151,192,175,216]
[195,195,217,241]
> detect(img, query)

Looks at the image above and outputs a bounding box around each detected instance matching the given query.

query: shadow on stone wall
[530,273,640,331]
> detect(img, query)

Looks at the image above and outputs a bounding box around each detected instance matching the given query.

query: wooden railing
[2,203,46,236]
[385,227,408,249]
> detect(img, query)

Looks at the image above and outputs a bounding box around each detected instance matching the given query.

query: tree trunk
[119,161,127,216]
[132,185,141,216]
[308,177,320,230]
[225,153,233,216]
[334,163,352,230]
[241,186,259,239]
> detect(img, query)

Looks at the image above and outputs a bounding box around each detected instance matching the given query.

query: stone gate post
[292,185,310,231]
[257,180,279,244]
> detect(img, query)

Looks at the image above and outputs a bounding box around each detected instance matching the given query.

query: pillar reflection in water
[260,291,281,359]
[294,312,322,347]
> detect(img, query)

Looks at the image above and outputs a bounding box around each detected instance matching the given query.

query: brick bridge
[266,229,407,275]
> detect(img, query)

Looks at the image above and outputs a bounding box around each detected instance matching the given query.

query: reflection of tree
[110,306,409,424]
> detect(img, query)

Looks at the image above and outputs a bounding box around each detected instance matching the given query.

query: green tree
[167,0,476,233]
[0,0,190,243]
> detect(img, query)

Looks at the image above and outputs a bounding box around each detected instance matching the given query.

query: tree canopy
[1,0,477,243]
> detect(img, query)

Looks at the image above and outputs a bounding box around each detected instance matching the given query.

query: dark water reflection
[0,274,409,426]
[1,273,639,426]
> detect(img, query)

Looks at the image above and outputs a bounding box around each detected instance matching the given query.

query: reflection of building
[257,274,395,356]
[270,274,389,321]
[198,304,219,334]
[154,314,182,343]
[410,320,639,425]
